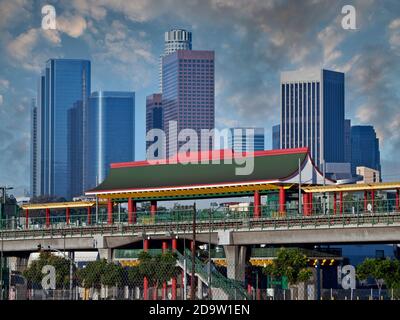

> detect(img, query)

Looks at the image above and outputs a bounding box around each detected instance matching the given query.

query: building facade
[344,119,352,164]
[351,125,381,175]
[162,50,215,158]
[146,93,163,159]
[85,91,135,191]
[356,166,381,184]
[30,99,38,197]
[280,69,345,169]
[229,127,265,152]
[160,29,192,91]
[36,59,91,199]
[272,124,280,150]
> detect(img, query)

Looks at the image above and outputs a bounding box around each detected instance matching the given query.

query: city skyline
[0,0,399,195]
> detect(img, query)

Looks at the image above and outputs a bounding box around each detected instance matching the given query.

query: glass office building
[351,125,381,175]
[280,69,345,168]
[36,59,91,199]
[85,91,135,191]
[272,124,280,150]
[162,50,215,157]
[146,93,163,159]
[229,127,265,152]
[30,98,39,197]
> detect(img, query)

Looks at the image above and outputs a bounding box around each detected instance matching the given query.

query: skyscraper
[344,119,352,164]
[162,50,215,158]
[85,91,135,191]
[36,59,91,199]
[146,93,163,159]
[30,98,38,197]
[280,69,345,168]
[160,29,192,91]
[229,128,265,152]
[272,125,280,150]
[351,125,381,175]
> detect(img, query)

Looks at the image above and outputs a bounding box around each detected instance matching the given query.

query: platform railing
[1,199,399,236]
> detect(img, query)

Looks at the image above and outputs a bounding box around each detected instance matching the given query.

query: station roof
[22,201,96,210]
[86,148,331,200]
[302,182,400,193]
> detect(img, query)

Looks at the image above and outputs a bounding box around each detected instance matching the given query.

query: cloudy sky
[0,0,399,196]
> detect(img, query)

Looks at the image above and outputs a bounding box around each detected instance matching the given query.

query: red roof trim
[111,148,309,169]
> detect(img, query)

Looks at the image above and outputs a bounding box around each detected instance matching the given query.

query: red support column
[150,200,157,218]
[87,207,91,225]
[143,239,149,300]
[25,209,29,229]
[396,189,400,212]
[279,187,286,215]
[302,193,309,216]
[371,190,375,213]
[171,238,177,300]
[339,192,343,216]
[107,199,113,225]
[333,192,337,215]
[254,190,261,218]
[45,208,50,228]
[162,241,168,300]
[128,198,137,224]
[364,191,368,212]
[66,207,70,225]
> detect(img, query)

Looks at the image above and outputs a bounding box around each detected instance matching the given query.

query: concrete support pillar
[279,187,286,215]
[128,198,137,225]
[25,209,29,229]
[339,192,343,215]
[171,238,177,300]
[224,245,247,283]
[45,208,50,228]
[253,190,261,218]
[87,207,91,225]
[66,207,70,225]
[396,189,400,212]
[150,200,157,218]
[143,238,149,300]
[98,248,112,261]
[333,192,337,215]
[107,199,113,225]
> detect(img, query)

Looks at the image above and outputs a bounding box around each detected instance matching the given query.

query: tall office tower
[85,91,135,191]
[344,119,352,163]
[162,50,215,158]
[159,29,192,91]
[68,100,84,198]
[30,98,38,197]
[146,94,163,159]
[351,125,381,175]
[37,59,91,199]
[229,128,265,152]
[280,69,345,168]
[272,125,281,150]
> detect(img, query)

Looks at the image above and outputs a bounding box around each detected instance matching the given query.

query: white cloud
[0,79,10,90]
[0,94,3,106]
[317,25,344,65]
[6,29,39,63]
[389,18,400,54]
[57,15,87,38]
[0,0,32,30]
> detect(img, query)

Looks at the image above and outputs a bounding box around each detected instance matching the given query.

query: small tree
[357,258,400,296]
[262,248,312,286]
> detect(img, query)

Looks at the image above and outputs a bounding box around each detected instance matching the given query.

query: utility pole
[208,208,212,300]
[298,158,302,215]
[190,203,196,300]
[0,186,12,301]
